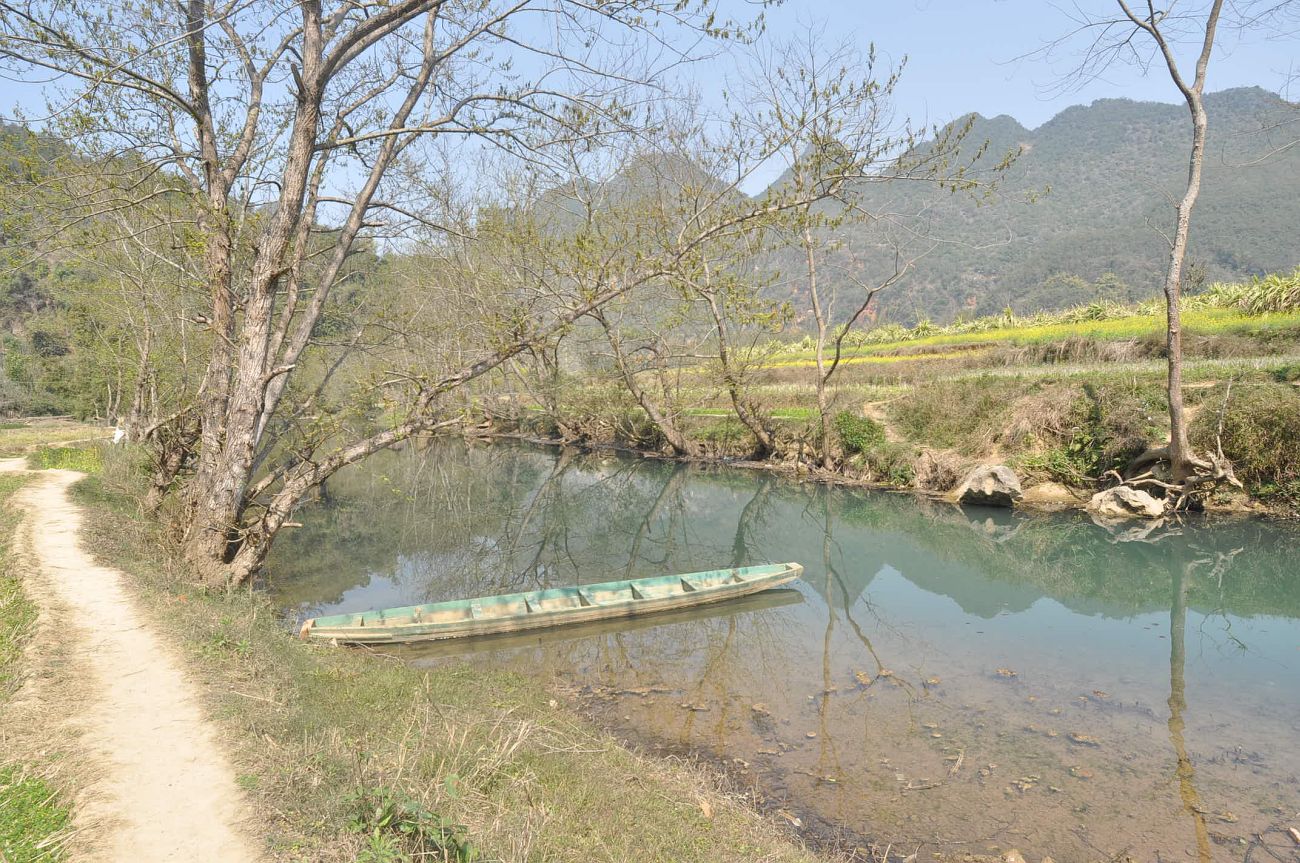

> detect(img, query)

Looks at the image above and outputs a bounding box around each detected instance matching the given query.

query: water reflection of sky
[268,442,1300,861]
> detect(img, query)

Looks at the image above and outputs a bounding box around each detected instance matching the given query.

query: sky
[714,0,1295,130]
[4,0,1292,198]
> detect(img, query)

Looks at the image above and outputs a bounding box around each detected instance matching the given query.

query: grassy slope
[0,469,72,863]
[70,461,820,863]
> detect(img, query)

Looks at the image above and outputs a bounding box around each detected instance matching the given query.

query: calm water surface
[268,442,1300,862]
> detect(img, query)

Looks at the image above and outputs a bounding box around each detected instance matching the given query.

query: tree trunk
[701,290,774,457]
[1122,0,1224,484]
[123,324,153,443]
[598,315,697,457]
[1163,97,1208,482]
[182,43,326,584]
[803,225,834,469]
[145,433,189,515]
[182,204,238,574]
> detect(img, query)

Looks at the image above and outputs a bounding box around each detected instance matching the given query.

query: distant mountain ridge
[762,86,1299,324]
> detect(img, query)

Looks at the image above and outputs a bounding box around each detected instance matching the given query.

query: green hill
[767,87,1300,324]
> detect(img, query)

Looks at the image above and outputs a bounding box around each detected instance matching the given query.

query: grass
[0,768,72,863]
[0,476,33,698]
[70,459,821,863]
[28,445,104,473]
[0,471,73,862]
[0,423,109,457]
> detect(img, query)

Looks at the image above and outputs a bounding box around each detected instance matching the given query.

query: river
[268,440,1300,862]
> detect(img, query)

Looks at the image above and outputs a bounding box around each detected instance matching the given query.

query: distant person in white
[112,425,126,445]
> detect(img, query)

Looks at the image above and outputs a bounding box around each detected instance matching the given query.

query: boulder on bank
[953,464,1023,507]
[1087,485,1165,519]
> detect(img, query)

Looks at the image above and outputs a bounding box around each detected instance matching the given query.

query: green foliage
[1192,382,1300,511]
[1017,385,1154,483]
[347,786,476,863]
[31,446,101,473]
[0,767,70,862]
[860,441,916,486]
[833,411,885,455]
[1201,268,1300,314]
[833,412,913,485]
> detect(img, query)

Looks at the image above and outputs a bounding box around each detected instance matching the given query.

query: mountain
[766,87,1300,324]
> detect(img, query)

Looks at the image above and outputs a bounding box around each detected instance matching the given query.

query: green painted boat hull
[298,562,804,645]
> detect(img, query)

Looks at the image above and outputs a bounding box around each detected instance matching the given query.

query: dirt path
[2,459,261,862]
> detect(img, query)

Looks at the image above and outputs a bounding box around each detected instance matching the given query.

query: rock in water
[1087,485,1165,519]
[954,464,1023,507]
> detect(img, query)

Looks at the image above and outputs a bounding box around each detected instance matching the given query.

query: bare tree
[743,31,996,469]
[593,300,702,457]
[1036,1,1300,497]
[689,256,784,458]
[0,0,762,585]
[1119,0,1224,485]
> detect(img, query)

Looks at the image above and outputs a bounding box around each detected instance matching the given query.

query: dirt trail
[2,459,261,862]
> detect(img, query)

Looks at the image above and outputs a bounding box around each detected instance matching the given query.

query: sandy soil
[2,459,261,862]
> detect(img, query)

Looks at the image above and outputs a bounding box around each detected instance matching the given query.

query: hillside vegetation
[764,87,1300,324]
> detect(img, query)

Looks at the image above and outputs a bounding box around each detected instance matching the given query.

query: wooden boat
[399,588,804,659]
[298,562,803,645]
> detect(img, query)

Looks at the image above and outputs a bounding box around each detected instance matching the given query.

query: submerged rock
[1087,485,1164,519]
[953,464,1023,507]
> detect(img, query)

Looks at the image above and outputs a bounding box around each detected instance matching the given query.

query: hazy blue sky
[728,0,1296,129]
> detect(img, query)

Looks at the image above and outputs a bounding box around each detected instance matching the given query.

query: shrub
[890,377,1022,452]
[1203,269,1300,314]
[1012,383,1156,484]
[913,449,966,491]
[1191,382,1300,510]
[31,445,102,473]
[833,411,885,455]
[862,441,916,485]
[347,786,476,862]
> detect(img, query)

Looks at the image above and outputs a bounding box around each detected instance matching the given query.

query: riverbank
[61,448,825,863]
[497,301,1300,520]
[16,434,1296,862]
